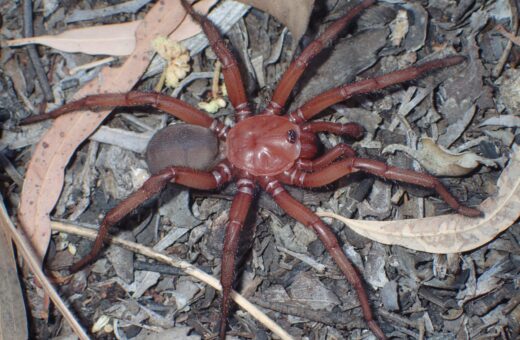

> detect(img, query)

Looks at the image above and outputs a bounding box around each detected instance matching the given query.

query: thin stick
[23,0,54,101]
[52,221,294,340]
[0,198,89,340]
[492,0,518,77]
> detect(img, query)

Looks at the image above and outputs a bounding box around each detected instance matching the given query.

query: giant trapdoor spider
[22,0,483,338]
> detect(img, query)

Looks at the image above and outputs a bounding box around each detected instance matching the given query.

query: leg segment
[266,0,375,115]
[181,0,251,121]
[287,56,465,123]
[258,177,386,340]
[218,176,255,339]
[280,158,482,217]
[296,143,356,171]
[70,161,233,272]
[301,121,365,140]
[20,92,228,137]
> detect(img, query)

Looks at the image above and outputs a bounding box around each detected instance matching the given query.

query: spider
[22,0,483,338]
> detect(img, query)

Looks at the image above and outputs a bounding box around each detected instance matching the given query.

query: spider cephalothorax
[21,0,483,338]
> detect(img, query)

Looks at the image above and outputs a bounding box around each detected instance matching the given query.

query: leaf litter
[0,0,519,339]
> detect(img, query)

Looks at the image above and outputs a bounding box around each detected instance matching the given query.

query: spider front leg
[181,0,251,121]
[218,176,255,339]
[70,161,233,272]
[259,178,387,340]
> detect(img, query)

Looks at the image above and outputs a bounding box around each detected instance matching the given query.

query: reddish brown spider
[22,0,483,338]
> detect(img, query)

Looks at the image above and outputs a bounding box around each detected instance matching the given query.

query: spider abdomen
[145,123,219,174]
[227,115,301,176]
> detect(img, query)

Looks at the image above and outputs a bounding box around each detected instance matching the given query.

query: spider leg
[266,0,375,115]
[296,143,356,171]
[302,121,365,139]
[287,56,465,124]
[278,159,482,217]
[20,92,228,137]
[70,161,233,273]
[218,176,255,339]
[181,0,251,121]
[259,178,387,340]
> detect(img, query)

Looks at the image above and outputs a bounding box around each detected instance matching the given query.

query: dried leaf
[236,0,315,43]
[18,1,189,261]
[0,201,28,340]
[383,137,497,177]
[480,115,520,128]
[169,0,218,41]
[389,9,409,46]
[5,21,141,56]
[4,0,217,56]
[288,272,340,311]
[317,146,520,254]
[438,104,477,148]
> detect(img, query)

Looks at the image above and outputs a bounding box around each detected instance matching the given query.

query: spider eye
[287,129,297,144]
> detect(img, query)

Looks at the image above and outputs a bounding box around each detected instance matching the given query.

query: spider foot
[368,320,388,340]
[456,205,483,218]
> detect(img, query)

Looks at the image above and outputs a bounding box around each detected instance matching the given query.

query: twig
[277,246,327,273]
[495,25,520,47]
[23,0,54,102]
[492,0,519,77]
[69,57,116,75]
[248,297,366,329]
[211,61,222,98]
[0,198,89,340]
[0,151,24,187]
[51,220,294,340]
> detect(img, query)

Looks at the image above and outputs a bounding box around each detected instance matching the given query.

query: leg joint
[265,101,283,115]
[212,162,233,187]
[288,109,305,124]
[264,179,285,197]
[237,178,255,196]
[283,168,306,186]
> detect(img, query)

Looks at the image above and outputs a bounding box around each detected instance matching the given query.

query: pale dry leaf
[4,0,217,56]
[480,115,520,128]
[4,21,141,56]
[389,9,409,46]
[317,146,520,254]
[236,0,315,44]
[169,0,218,41]
[383,137,497,177]
[0,201,28,340]
[18,0,189,261]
